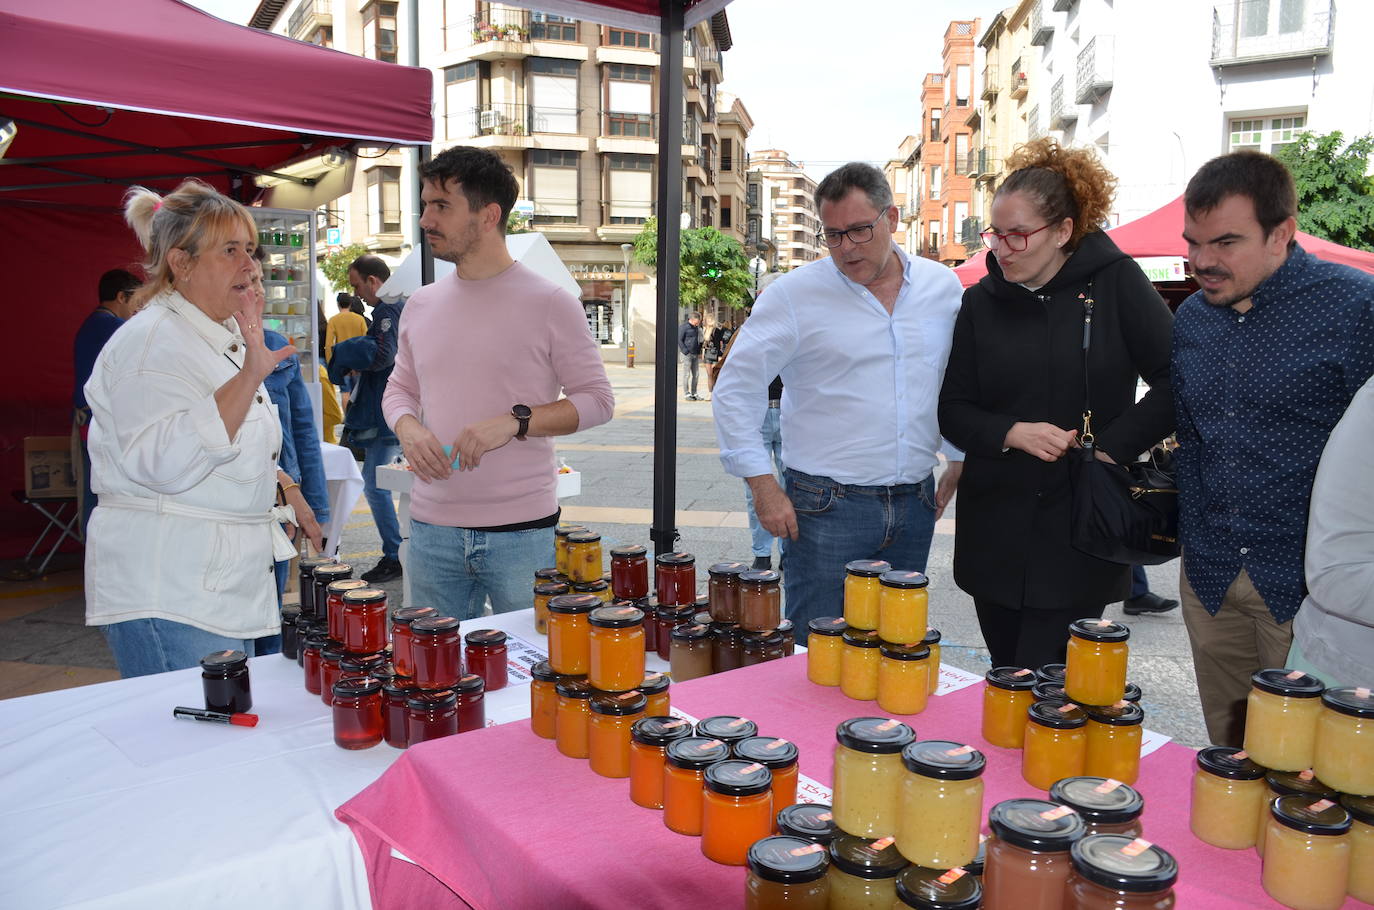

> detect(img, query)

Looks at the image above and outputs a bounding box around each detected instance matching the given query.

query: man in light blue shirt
[712,162,964,629]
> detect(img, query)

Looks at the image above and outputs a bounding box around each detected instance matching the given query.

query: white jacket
[84,290,286,638]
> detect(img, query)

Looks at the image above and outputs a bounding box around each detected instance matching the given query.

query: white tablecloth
[321,441,364,558]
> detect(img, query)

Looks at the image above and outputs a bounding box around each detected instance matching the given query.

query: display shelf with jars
[251,207,322,433]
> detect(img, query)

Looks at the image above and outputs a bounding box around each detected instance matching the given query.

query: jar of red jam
[332,676,383,750]
[454,673,486,732]
[610,545,650,600]
[382,677,415,748]
[201,649,252,714]
[655,552,697,605]
[390,606,437,678]
[294,614,316,668]
[707,561,748,623]
[464,629,509,692]
[341,587,389,654]
[297,556,337,619]
[319,643,346,706]
[325,578,369,643]
[406,689,458,746]
[656,604,695,661]
[339,652,388,681]
[410,616,462,690]
[311,563,352,627]
[301,631,326,694]
[639,670,671,716]
[739,570,783,632]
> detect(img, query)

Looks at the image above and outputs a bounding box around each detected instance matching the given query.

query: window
[606,28,652,48]
[956,64,971,106]
[721,196,733,229]
[531,11,577,42]
[1228,113,1306,154]
[530,150,579,224]
[930,109,942,141]
[529,58,579,134]
[367,167,401,234]
[747,216,761,245]
[608,154,653,224]
[955,134,969,173]
[929,165,942,201]
[606,64,653,136]
[954,202,969,243]
[362,1,398,64]
[721,138,733,172]
[607,63,652,82]
[746,182,759,208]
[444,63,480,139]
[928,220,941,253]
[308,26,332,47]
[1241,0,1307,38]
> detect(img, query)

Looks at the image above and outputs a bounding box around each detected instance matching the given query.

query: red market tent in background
[0,0,432,559]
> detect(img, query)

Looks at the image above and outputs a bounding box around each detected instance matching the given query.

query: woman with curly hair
[938,139,1176,668]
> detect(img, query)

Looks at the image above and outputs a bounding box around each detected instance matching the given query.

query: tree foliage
[506,210,532,234]
[1275,131,1374,252]
[320,243,371,292]
[631,218,754,309]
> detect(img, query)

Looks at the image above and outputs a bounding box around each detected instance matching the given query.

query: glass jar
[740,631,786,667]
[708,561,748,623]
[639,670,670,716]
[588,605,646,692]
[311,562,352,626]
[843,559,891,630]
[547,593,598,675]
[777,803,839,844]
[452,674,484,732]
[319,643,345,707]
[326,578,369,644]
[331,676,383,750]
[1312,686,1374,796]
[652,603,682,660]
[609,545,650,600]
[294,614,316,668]
[1038,663,1067,685]
[405,688,458,745]
[340,587,388,654]
[1050,777,1145,840]
[1022,702,1088,790]
[922,628,942,694]
[655,552,697,605]
[588,691,648,778]
[663,737,732,835]
[832,717,916,838]
[280,604,302,661]
[553,524,587,576]
[1066,834,1178,910]
[464,629,509,692]
[1122,682,1142,704]
[983,667,1038,748]
[1189,746,1267,849]
[1342,794,1374,903]
[571,579,612,603]
[982,798,1086,910]
[1257,769,1340,857]
[713,622,744,674]
[410,616,462,690]
[840,629,882,701]
[297,556,336,619]
[555,677,593,759]
[896,740,986,869]
[807,617,847,686]
[877,643,932,716]
[1064,618,1130,707]
[745,836,830,910]
[200,649,252,714]
[532,581,569,635]
[381,677,415,749]
[739,569,783,632]
[534,566,567,586]
[893,865,983,909]
[301,632,325,695]
[702,760,775,865]
[1243,668,1325,771]
[1032,681,1069,705]
[630,716,693,809]
[529,660,559,740]
[734,736,800,815]
[338,652,388,683]
[1261,794,1352,910]
[777,619,796,656]
[877,570,929,644]
[565,530,603,583]
[390,606,437,678]
[670,622,714,681]
[1084,703,1145,785]
[825,833,907,908]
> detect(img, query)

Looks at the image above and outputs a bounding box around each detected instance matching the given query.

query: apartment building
[749,149,822,272]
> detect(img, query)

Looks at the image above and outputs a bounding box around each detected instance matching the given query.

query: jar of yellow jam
[982,667,1038,748]
[982,798,1085,910]
[895,740,985,869]
[546,593,598,675]
[734,736,800,816]
[840,629,882,701]
[1064,618,1129,707]
[877,570,929,644]
[1066,835,1178,910]
[877,642,931,716]
[1340,794,1374,903]
[922,628,942,694]
[893,864,982,909]
[554,676,593,759]
[1189,746,1267,849]
[1256,769,1339,857]
[1261,794,1352,910]
[1312,686,1374,796]
[825,833,908,908]
[1243,668,1324,772]
[588,690,647,778]
[1022,701,1088,790]
[1032,681,1068,705]
[1049,776,1144,839]
[528,660,559,740]
[1084,702,1144,785]
[807,617,847,686]
[1038,663,1067,685]
[832,717,916,838]
[553,524,587,576]
[532,581,569,635]
[588,605,645,692]
[564,530,603,583]
[571,578,613,603]
[663,737,731,835]
[628,715,691,809]
[776,803,839,844]
[843,560,890,630]
[745,836,831,910]
[701,760,776,866]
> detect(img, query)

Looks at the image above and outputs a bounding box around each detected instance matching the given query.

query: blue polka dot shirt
[1173,245,1374,623]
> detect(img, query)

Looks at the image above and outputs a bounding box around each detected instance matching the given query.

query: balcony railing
[604,110,657,138]
[466,10,530,44]
[1010,59,1029,98]
[968,146,1000,178]
[288,0,331,40]
[1028,104,1043,141]
[1049,76,1077,129]
[1211,0,1333,66]
[960,216,984,250]
[955,152,973,176]
[981,64,999,100]
[682,115,700,147]
[447,103,580,139]
[1075,35,1114,103]
[1030,0,1054,46]
[697,44,721,67]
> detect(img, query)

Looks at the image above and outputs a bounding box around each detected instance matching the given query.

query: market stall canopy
[376,232,581,303]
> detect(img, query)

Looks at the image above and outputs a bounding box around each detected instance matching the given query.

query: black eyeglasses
[818,206,890,249]
[979,223,1053,253]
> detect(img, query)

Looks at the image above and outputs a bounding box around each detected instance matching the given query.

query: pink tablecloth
[336,656,1372,910]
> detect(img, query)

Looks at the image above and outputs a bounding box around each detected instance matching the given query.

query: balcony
[698,43,722,75]
[1010,59,1029,98]
[447,103,536,147]
[981,64,999,100]
[955,152,973,176]
[968,146,1000,179]
[960,216,984,251]
[1028,104,1043,141]
[1211,0,1333,66]
[1049,76,1077,129]
[901,202,921,223]
[288,0,331,41]
[461,11,531,60]
[1030,0,1054,46]
[682,115,700,149]
[1075,35,1114,103]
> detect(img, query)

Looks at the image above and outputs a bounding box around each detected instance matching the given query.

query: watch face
[512,405,532,419]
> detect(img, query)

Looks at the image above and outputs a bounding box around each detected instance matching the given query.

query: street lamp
[620,242,635,368]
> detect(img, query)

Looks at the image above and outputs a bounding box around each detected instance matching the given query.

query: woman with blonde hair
[84,179,321,676]
[938,139,1175,668]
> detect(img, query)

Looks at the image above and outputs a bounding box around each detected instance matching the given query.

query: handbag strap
[1080,278,1096,447]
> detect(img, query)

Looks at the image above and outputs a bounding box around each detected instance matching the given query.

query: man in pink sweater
[382,147,615,618]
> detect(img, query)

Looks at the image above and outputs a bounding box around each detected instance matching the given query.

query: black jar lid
[571,579,609,593]
[1271,793,1352,835]
[453,673,484,694]
[281,604,302,621]
[590,691,648,716]
[303,631,327,649]
[530,660,559,683]
[313,563,353,581]
[776,803,838,843]
[1266,769,1338,799]
[923,628,942,646]
[710,621,741,641]
[1032,681,1068,703]
[842,629,881,648]
[734,735,799,768]
[1049,777,1145,823]
[685,609,711,626]
[327,578,369,597]
[547,593,599,614]
[554,677,592,699]
[894,865,983,909]
[631,715,693,746]
[670,622,711,642]
[589,605,645,628]
[566,530,601,544]
[464,629,508,647]
[321,641,345,661]
[845,559,891,577]
[988,798,1086,851]
[827,833,908,879]
[368,662,397,682]
[411,616,460,635]
[295,612,315,632]
[1085,703,1145,726]
[339,653,388,673]
[747,836,830,885]
[1070,835,1178,893]
[986,666,1038,691]
[808,617,850,636]
[534,567,566,582]
[299,555,337,575]
[740,631,785,651]
[1123,682,1142,703]
[696,715,759,742]
[553,524,587,539]
[901,740,986,780]
[1037,663,1067,684]
[1027,701,1087,729]
[332,675,382,698]
[1068,618,1130,643]
[1340,794,1374,827]
[200,649,248,673]
[739,569,782,586]
[880,642,931,661]
[609,544,647,558]
[393,606,437,626]
[880,569,929,589]
[1196,745,1266,781]
[341,586,386,605]
[704,759,774,796]
[534,581,571,597]
[382,676,417,698]
[836,717,916,753]
[1321,685,1374,718]
[655,551,695,566]
[1251,667,1325,698]
[665,736,730,769]
[406,689,457,711]
[708,561,749,577]
[638,671,669,695]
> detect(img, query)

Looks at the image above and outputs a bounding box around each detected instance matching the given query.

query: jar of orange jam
[1022,702,1088,790]
[663,737,731,835]
[1261,794,1352,910]
[532,581,569,635]
[745,836,831,910]
[701,760,776,865]
[840,629,881,701]
[877,570,929,644]
[1256,770,1339,857]
[1084,702,1144,785]
[546,593,598,675]
[1244,668,1325,772]
[554,676,593,759]
[877,642,931,716]
[1063,619,1129,707]
[843,560,890,630]
[588,691,647,778]
[832,717,916,838]
[639,671,670,717]
[1341,794,1374,903]
[566,530,603,583]
[1189,746,1267,849]
[696,715,759,748]
[629,715,692,809]
[825,833,908,908]
[896,739,986,869]
[553,524,587,576]
[1049,777,1144,839]
[1312,686,1374,796]
[528,660,559,740]
[982,667,1038,748]
[807,617,847,687]
[734,735,800,815]
[922,628,942,694]
[588,605,645,692]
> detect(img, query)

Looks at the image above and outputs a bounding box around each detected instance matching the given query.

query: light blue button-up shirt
[713,245,963,486]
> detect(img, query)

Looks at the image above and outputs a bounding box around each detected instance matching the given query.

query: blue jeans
[101,618,280,679]
[744,407,786,558]
[363,441,403,560]
[408,519,555,620]
[1131,565,1149,598]
[780,468,938,632]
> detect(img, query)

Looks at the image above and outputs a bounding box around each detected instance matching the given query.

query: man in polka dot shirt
[1173,151,1374,747]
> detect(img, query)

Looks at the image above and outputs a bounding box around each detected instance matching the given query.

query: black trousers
[973,599,1101,670]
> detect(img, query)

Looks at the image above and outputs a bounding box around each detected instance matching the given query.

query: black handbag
[1068,281,1180,565]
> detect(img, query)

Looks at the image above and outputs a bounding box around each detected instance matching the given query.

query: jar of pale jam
[1243,668,1325,771]
[670,623,713,681]
[639,670,670,716]
[553,524,587,576]
[1050,777,1145,839]
[390,606,437,678]
[1189,746,1267,849]
[777,619,796,656]
[702,760,776,865]
[713,622,744,674]
[982,798,1086,910]
[878,570,929,645]
[655,552,697,605]
[301,631,326,695]
[807,617,847,686]
[1262,794,1352,910]
[547,593,598,675]
[745,836,830,910]
[405,688,458,746]
[528,660,559,739]
[843,559,890,630]
[331,676,383,750]
[588,691,648,779]
[533,581,569,635]
[739,569,782,632]
[319,643,346,707]
[629,715,693,809]
[832,717,916,838]
[826,833,908,907]
[1084,702,1145,785]
[607,545,649,600]
[740,631,786,667]
[1022,702,1088,790]
[707,561,748,623]
[326,578,369,644]
[777,803,839,844]
[340,587,388,655]
[565,530,603,583]
[983,667,1038,748]
[696,715,759,748]
[922,628,942,694]
[410,616,461,690]
[297,555,336,618]
[382,676,415,749]
[663,737,732,835]
[894,864,982,909]
[1066,834,1178,909]
[734,736,800,815]
[588,605,645,692]
[896,740,985,869]
[1341,794,1374,903]
[311,562,352,626]
[840,629,882,701]
[571,579,612,603]
[1063,618,1129,707]
[1313,686,1374,796]
[554,676,593,759]
[1257,769,1340,857]
[201,649,252,714]
[877,642,932,716]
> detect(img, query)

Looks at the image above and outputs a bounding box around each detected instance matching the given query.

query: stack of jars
[1187,670,1374,909]
[665,559,795,682]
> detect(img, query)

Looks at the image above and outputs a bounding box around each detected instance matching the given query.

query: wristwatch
[511,404,532,440]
